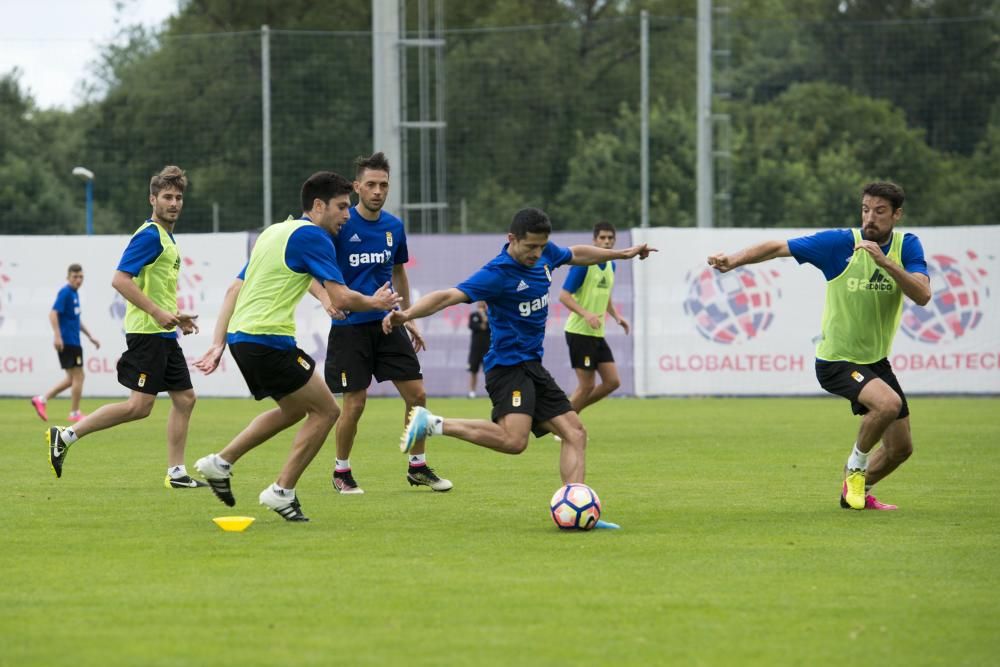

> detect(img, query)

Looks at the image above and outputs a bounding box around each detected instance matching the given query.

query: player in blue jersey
[46,166,204,490]
[192,171,400,521]
[708,182,931,511]
[31,264,101,424]
[311,152,450,495]
[386,208,654,504]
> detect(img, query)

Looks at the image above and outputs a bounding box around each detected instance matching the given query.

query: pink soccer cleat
[30,396,48,421]
[840,482,898,510]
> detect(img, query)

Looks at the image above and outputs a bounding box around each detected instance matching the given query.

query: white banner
[631,226,1000,396]
[0,233,252,397]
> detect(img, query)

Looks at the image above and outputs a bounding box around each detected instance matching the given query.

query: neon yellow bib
[228,218,315,337]
[124,221,180,335]
[816,229,904,364]
[564,262,615,338]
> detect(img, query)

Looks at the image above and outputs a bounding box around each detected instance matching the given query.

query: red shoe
[840,482,898,510]
[30,396,48,421]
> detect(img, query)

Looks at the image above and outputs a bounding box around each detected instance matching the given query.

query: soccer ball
[550,483,601,531]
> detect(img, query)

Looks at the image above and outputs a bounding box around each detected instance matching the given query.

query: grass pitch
[2,396,999,666]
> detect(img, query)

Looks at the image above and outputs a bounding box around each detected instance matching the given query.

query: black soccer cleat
[164,475,209,489]
[406,465,453,492]
[47,427,70,478]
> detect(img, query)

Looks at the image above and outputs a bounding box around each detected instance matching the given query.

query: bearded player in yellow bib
[708,182,931,510]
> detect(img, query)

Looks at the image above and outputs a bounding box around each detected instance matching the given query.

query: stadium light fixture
[72,166,95,235]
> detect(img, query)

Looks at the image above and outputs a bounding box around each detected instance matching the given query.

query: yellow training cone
[212,516,255,532]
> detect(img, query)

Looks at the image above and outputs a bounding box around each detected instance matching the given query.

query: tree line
[0,0,996,235]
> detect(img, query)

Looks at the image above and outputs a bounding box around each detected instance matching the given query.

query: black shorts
[815,358,909,419]
[565,331,615,370]
[58,345,83,370]
[325,321,422,393]
[230,342,315,401]
[117,334,193,395]
[485,361,573,438]
[468,333,490,373]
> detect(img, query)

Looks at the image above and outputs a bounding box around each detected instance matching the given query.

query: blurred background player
[559,221,629,416]
[707,181,930,511]
[193,171,400,521]
[45,166,203,490]
[467,301,490,398]
[31,263,101,423]
[386,208,654,522]
[313,152,451,495]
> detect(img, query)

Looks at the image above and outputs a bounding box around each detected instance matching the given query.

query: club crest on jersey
[543,264,552,282]
[385,231,393,247]
[512,390,522,407]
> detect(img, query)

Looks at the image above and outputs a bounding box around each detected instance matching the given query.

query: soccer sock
[270,483,294,498]
[62,428,79,444]
[409,453,427,467]
[847,443,869,471]
[335,458,351,472]
[35,395,47,404]
[429,415,444,436]
[168,464,188,479]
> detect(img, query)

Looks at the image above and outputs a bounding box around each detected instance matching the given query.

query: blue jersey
[331,207,409,326]
[52,284,81,346]
[456,242,574,372]
[788,229,927,280]
[230,220,345,350]
[562,261,615,293]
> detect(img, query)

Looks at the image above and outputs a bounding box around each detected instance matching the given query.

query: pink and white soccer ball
[550,483,601,531]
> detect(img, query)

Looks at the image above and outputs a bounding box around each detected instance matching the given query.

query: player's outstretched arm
[194,277,242,375]
[309,278,346,319]
[568,243,657,266]
[382,288,470,334]
[707,240,791,273]
[325,280,401,314]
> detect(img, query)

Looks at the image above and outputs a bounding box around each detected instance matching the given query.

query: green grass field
[2,396,998,666]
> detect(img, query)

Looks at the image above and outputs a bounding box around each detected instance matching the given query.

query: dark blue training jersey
[331,207,409,326]
[230,219,345,350]
[456,241,573,372]
[788,229,927,280]
[52,284,81,346]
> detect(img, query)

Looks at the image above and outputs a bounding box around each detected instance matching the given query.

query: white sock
[62,428,79,444]
[847,443,869,471]
[335,458,351,472]
[409,453,427,466]
[429,415,444,436]
[168,465,188,479]
[270,483,293,498]
[36,395,47,404]
[214,454,232,470]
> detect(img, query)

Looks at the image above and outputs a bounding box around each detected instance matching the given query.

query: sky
[0,0,179,109]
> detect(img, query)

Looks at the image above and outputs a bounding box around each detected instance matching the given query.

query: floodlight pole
[72,166,95,235]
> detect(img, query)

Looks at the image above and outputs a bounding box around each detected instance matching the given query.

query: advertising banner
[631,226,1000,396]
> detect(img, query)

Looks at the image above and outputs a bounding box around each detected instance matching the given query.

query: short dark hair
[509,208,552,239]
[862,182,905,211]
[150,165,187,197]
[593,221,616,238]
[301,171,353,211]
[355,152,390,179]
[67,263,82,275]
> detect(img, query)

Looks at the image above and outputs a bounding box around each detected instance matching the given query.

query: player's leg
[395,379,428,454]
[216,405,307,465]
[568,367,596,414]
[32,348,78,421]
[46,390,156,479]
[258,372,340,521]
[538,411,587,484]
[325,323,375,494]
[43,373,73,402]
[68,367,85,416]
[394,378,452,491]
[866,416,912,487]
[438,412,534,454]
